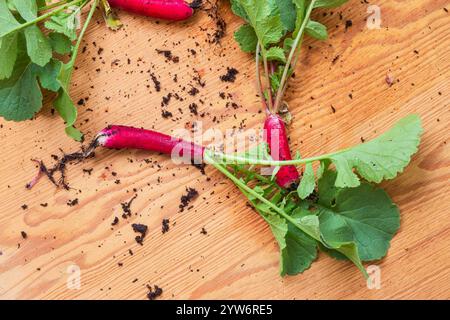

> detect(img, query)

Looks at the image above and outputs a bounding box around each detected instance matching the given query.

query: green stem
[205,153,318,240]
[39,0,74,12]
[255,43,269,113]
[273,0,316,112]
[260,44,274,112]
[204,146,349,167]
[3,0,84,36]
[67,0,98,78]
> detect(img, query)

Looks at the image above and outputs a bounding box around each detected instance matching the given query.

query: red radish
[264,115,300,189]
[107,0,196,21]
[98,125,204,161]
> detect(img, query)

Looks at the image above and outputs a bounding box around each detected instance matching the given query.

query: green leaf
[230,0,249,21]
[266,46,286,63]
[266,213,288,250]
[24,25,52,66]
[297,162,315,199]
[261,205,316,276]
[259,15,285,47]
[53,62,82,141]
[49,32,72,55]
[292,0,306,37]
[237,0,285,47]
[0,33,18,79]
[317,170,400,261]
[329,115,423,188]
[12,0,38,21]
[234,24,258,53]
[0,57,42,121]
[276,0,297,31]
[36,58,62,92]
[313,0,349,9]
[44,7,80,41]
[36,0,46,8]
[305,20,328,40]
[0,0,20,38]
[281,221,317,275]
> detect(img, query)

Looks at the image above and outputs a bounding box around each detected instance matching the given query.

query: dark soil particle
[147,285,163,300]
[156,49,179,63]
[83,168,93,175]
[179,187,199,212]
[220,67,239,83]
[67,198,79,207]
[190,0,203,9]
[161,110,173,119]
[200,227,207,235]
[345,20,353,31]
[203,0,226,44]
[162,219,170,234]
[111,217,119,226]
[21,231,27,239]
[189,103,198,115]
[21,204,28,210]
[121,194,137,219]
[188,87,200,96]
[150,72,161,92]
[132,223,148,246]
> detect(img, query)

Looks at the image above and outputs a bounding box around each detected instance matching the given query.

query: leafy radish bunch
[32,114,423,278]
[22,0,424,278]
[231,0,348,189]
[0,0,199,140]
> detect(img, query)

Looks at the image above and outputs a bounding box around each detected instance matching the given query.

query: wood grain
[0,0,449,300]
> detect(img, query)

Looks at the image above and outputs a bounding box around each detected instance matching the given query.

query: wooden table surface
[0,0,449,300]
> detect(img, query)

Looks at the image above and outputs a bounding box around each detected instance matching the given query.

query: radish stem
[273,0,316,113]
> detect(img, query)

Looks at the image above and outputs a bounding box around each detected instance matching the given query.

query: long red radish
[107,0,197,21]
[264,115,300,190]
[98,125,204,161]
[26,124,297,189]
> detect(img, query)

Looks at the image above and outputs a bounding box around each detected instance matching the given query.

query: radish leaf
[266,46,286,63]
[328,114,423,188]
[234,24,257,52]
[317,169,400,261]
[305,20,328,40]
[277,0,297,31]
[314,0,349,8]
[24,25,52,66]
[297,162,315,199]
[44,7,81,41]
[48,32,72,55]
[0,33,18,79]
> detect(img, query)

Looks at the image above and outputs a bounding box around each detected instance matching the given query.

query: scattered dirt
[220,67,239,83]
[147,285,163,300]
[156,49,179,63]
[162,219,170,234]
[179,187,199,212]
[121,194,137,219]
[132,223,148,246]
